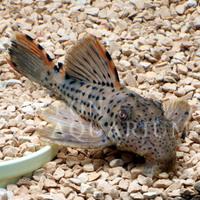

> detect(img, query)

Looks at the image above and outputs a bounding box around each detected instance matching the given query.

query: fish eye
[118,109,128,121]
[184,111,189,115]
[56,132,63,135]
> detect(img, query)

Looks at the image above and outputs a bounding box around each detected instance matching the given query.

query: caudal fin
[7,32,65,90]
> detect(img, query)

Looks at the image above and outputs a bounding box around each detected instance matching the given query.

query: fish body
[7,33,190,174]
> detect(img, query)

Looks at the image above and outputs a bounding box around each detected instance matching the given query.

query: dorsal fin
[64,35,121,89]
[14,33,55,69]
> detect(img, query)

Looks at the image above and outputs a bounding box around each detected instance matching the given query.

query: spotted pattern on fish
[7,32,184,174]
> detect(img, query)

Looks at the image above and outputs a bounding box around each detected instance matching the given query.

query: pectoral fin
[163,98,192,137]
[37,101,110,149]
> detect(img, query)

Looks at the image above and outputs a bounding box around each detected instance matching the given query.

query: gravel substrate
[0,0,200,199]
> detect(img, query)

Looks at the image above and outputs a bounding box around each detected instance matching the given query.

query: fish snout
[157,153,176,172]
[144,146,176,174]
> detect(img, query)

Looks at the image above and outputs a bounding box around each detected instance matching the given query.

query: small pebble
[93,191,104,200]
[153,179,173,188]
[109,159,124,167]
[128,180,141,193]
[143,191,158,199]
[194,181,200,193]
[118,179,129,190]
[130,192,144,200]
[80,183,93,193]
[69,178,81,185]
[83,163,94,172]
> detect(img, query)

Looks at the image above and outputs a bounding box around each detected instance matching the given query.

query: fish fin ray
[64,34,121,89]
[8,32,65,87]
[37,101,110,148]
[163,98,192,135]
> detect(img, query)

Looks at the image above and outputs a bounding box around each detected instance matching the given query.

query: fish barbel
[7,33,191,175]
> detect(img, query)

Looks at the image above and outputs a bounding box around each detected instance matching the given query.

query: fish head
[109,91,176,173]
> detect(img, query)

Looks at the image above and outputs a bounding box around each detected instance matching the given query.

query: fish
[163,98,192,140]
[7,32,191,175]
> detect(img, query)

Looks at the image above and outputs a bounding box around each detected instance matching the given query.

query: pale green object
[0,145,58,188]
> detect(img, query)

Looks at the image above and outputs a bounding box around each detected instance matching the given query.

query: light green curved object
[0,145,58,188]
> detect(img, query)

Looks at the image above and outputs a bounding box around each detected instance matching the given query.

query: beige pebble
[64,169,73,178]
[189,131,200,143]
[181,168,195,179]
[80,183,93,194]
[141,185,149,193]
[130,168,143,179]
[193,124,200,133]
[78,173,88,183]
[3,146,19,157]
[73,196,85,200]
[93,191,104,200]
[137,175,153,186]
[54,48,65,56]
[194,181,200,193]
[96,180,113,194]
[104,195,112,200]
[130,192,144,199]
[177,64,188,75]
[128,180,141,193]
[21,105,35,115]
[69,178,81,186]
[156,6,171,19]
[178,146,190,153]
[7,105,16,112]
[143,191,158,199]
[153,179,173,188]
[85,7,99,16]
[167,189,181,197]
[183,85,195,93]
[119,60,131,69]
[131,0,145,9]
[124,72,137,87]
[120,191,130,200]
[182,179,195,186]
[83,163,94,172]
[155,197,163,200]
[158,172,169,179]
[109,159,124,167]
[175,4,186,15]
[162,83,177,92]
[44,161,57,173]
[53,167,65,180]
[88,172,101,182]
[118,179,129,190]
[44,179,57,188]
[193,16,200,29]
[175,87,186,96]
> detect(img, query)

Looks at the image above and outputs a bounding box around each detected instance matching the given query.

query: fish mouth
[144,152,176,175]
[157,156,176,172]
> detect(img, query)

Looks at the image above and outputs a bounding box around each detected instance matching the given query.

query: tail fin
[7,32,65,89]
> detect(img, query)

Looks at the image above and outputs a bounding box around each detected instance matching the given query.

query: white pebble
[83,163,94,172]
[109,159,124,167]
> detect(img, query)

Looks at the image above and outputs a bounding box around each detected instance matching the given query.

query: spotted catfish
[7,32,190,175]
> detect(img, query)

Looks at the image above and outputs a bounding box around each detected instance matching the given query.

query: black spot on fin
[64,34,122,89]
